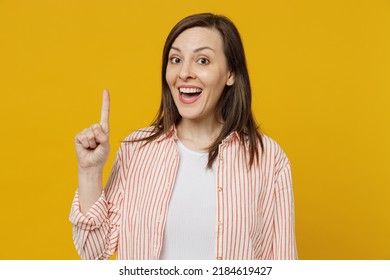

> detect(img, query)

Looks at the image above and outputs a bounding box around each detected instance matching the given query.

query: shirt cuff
[69,190,108,230]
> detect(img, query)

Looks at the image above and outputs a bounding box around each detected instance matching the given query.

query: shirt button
[217,256,222,260]
[218,186,223,192]
[218,220,223,226]
[219,155,223,161]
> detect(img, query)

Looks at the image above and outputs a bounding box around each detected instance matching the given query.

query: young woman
[70,13,297,260]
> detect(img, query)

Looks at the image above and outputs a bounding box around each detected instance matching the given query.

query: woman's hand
[75,89,110,170]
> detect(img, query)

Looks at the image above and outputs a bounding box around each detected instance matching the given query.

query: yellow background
[0,0,389,259]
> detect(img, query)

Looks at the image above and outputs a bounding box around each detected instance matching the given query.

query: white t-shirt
[159,140,216,259]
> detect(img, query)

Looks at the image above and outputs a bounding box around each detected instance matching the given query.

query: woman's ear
[226,71,235,86]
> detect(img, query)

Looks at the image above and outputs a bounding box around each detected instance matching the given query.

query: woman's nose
[179,62,195,80]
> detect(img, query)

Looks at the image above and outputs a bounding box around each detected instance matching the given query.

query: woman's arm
[74,89,111,213]
[273,161,298,259]
[69,149,124,259]
[69,89,122,259]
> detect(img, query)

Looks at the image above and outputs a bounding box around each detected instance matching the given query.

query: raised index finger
[100,89,110,133]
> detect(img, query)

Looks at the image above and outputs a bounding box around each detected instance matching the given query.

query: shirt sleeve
[272,160,298,259]
[69,147,124,260]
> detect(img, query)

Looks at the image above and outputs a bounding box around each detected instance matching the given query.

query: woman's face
[166,27,234,124]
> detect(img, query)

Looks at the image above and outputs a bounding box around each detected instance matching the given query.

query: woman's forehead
[171,27,223,51]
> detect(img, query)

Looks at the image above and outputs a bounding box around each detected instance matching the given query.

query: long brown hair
[134,13,263,168]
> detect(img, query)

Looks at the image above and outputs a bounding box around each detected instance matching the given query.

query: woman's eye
[170,57,181,64]
[197,58,209,65]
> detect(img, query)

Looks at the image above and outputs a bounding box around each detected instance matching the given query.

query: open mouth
[178,87,203,104]
[179,87,202,98]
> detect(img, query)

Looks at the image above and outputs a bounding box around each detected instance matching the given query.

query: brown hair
[134,13,263,168]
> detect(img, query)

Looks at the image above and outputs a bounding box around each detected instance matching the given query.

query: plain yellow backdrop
[0,0,389,259]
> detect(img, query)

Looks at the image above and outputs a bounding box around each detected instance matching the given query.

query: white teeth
[179,87,202,94]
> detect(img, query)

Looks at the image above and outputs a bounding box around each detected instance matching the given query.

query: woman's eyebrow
[170,46,215,53]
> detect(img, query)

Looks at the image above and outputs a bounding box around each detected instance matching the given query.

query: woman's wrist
[77,165,104,214]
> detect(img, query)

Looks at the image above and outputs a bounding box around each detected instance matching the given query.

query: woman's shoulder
[118,126,158,156]
[260,134,283,152]
[123,126,157,142]
[258,133,290,167]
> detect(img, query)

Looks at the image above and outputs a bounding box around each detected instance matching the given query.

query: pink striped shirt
[69,126,297,260]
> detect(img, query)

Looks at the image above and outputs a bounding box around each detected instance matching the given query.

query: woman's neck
[176,118,223,152]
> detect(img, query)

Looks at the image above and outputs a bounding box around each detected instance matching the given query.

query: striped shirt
[69,126,297,260]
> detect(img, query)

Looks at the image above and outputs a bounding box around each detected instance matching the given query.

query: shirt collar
[156,125,241,144]
[222,131,241,144]
[156,125,178,142]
